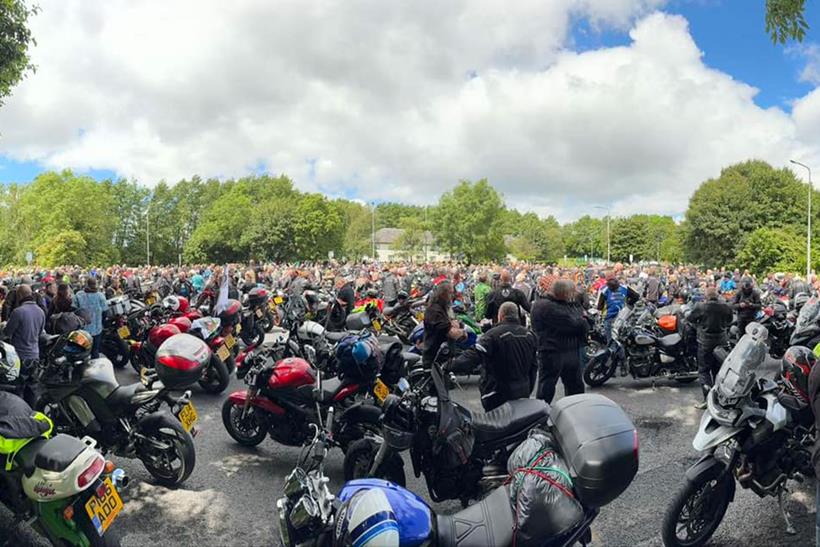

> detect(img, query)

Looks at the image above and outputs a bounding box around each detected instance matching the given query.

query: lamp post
[594,205,611,264]
[790,160,813,279]
[371,202,376,260]
[145,203,151,266]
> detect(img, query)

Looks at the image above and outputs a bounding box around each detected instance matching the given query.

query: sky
[2,0,820,222]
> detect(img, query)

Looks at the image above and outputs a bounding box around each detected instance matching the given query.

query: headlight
[289,493,319,529]
[283,467,308,499]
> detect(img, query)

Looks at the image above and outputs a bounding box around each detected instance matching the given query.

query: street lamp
[790,160,813,279]
[145,203,151,266]
[594,205,611,264]
[371,202,376,260]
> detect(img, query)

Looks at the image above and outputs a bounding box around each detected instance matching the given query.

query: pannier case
[248,287,269,307]
[107,296,131,317]
[550,393,638,508]
[155,333,210,388]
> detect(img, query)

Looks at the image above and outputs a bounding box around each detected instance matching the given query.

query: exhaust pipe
[111,468,130,491]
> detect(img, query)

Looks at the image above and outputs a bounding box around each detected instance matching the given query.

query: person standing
[4,284,45,399]
[732,276,761,336]
[597,273,639,340]
[532,279,589,404]
[382,268,400,307]
[687,287,733,409]
[422,281,464,367]
[73,277,107,359]
[484,269,530,326]
[473,272,491,321]
[450,302,537,410]
[644,267,661,306]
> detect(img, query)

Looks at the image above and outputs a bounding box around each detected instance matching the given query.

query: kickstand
[778,490,797,535]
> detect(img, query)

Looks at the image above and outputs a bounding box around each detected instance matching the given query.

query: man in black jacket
[531,279,589,404]
[422,281,464,367]
[732,276,761,336]
[807,352,820,547]
[451,302,536,411]
[687,287,733,409]
[484,270,530,326]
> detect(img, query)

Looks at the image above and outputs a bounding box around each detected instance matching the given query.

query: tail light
[77,456,105,489]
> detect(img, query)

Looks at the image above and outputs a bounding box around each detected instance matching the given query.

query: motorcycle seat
[382,306,395,318]
[108,383,148,409]
[471,399,550,444]
[325,331,349,343]
[403,352,421,366]
[436,485,514,547]
[33,434,87,473]
[13,438,47,477]
[658,333,681,348]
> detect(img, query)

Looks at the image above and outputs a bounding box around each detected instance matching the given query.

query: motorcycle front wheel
[102,336,130,369]
[138,415,196,488]
[661,471,733,547]
[241,323,265,347]
[343,438,406,487]
[221,399,268,446]
[583,353,617,387]
[198,354,230,394]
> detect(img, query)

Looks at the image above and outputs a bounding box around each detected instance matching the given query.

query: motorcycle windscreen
[611,306,632,340]
[713,332,768,402]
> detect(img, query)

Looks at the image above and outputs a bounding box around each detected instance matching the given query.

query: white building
[374,228,450,262]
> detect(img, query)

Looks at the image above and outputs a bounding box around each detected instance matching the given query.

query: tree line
[0,159,814,273]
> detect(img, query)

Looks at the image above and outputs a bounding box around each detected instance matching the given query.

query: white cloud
[0,1,818,222]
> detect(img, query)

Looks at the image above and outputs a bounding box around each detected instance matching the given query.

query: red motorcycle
[221,341,405,453]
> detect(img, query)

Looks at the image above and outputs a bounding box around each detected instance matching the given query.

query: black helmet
[397,290,408,301]
[61,330,93,361]
[366,288,378,299]
[782,346,816,404]
[741,276,753,291]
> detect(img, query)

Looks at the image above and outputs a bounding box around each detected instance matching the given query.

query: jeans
[91,334,102,359]
[537,350,585,404]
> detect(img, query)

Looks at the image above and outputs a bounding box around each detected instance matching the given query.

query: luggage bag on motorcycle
[155,333,211,388]
[550,393,638,508]
[335,333,382,382]
[107,296,131,317]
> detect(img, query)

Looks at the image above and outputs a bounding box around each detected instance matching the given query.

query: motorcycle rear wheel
[241,323,265,347]
[343,438,406,487]
[221,399,268,446]
[661,472,733,547]
[198,354,230,394]
[102,336,130,369]
[139,415,196,488]
[583,353,617,387]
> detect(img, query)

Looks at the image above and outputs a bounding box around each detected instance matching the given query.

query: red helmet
[177,296,190,314]
[168,316,192,333]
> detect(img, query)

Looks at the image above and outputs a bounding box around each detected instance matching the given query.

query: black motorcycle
[100,295,133,369]
[343,344,551,504]
[789,294,820,349]
[759,299,793,358]
[584,303,698,387]
[34,334,198,487]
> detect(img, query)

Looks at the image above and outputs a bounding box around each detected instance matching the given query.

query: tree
[562,216,605,259]
[736,227,805,274]
[508,213,564,262]
[431,179,506,263]
[292,194,344,261]
[337,200,372,260]
[392,216,427,261]
[375,202,426,230]
[0,0,37,107]
[36,230,87,266]
[766,0,809,43]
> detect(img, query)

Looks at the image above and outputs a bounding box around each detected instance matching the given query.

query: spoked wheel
[662,471,733,547]
[221,399,268,446]
[343,438,406,487]
[583,353,617,387]
[139,416,196,488]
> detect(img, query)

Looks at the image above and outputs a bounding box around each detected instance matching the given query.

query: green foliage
[375,202,426,230]
[0,0,37,107]
[292,194,343,261]
[609,215,680,263]
[683,160,811,268]
[736,227,805,274]
[337,200,372,260]
[392,216,427,260]
[507,212,564,262]
[766,0,808,44]
[431,179,506,263]
[36,230,87,266]
[562,216,606,260]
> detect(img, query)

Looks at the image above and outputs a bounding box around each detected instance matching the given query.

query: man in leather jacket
[687,287,733,409]
[451,302,536,411]
[484,270,530,326]
[807,355,820,546]
[732,276,761,335]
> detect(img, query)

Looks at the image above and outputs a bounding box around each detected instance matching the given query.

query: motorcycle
[661,323,815,547]
[343,343,551,503]
[584,303,698,387]
[0,392,129,546]
[221,339,406,453]
[790,294,820,349]
[279,391,639,547]
[34,332,202,487]
[238,288,267,347]
[99,296,133,369]
[758,300,793,358]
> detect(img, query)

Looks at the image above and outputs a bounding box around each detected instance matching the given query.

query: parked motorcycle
[0,392,129,546]
[343,343,551,503]
[584,303,698,387]
[99,296,133,369]
[790,294,820,349]
[34,331,203,487]
[279,391,639,547]
[661,324,815,546]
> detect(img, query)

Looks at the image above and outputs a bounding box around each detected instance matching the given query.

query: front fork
[368,440,390,476]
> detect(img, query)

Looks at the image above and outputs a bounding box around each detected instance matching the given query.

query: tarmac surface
[2,333,816,546]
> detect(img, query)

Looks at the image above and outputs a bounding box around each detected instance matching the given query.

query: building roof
[375,227,436,245]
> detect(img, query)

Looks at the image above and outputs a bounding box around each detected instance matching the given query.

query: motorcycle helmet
[162,295,180,312]
[782,345,816,404]
[0,342,21,383]
[365,288,378,299]
[352,340,372,364]
[176,296,190,314]
[397,290,408,302]
[740,276,754,292]
[334,488,399,547]
[381,394,415,451]
[794,292,810,313]
[62,330,93,361]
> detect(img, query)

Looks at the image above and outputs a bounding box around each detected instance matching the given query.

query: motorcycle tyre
[198,354,230,394]
[343,438,406,487]
[139,414,196,488]
[241,324,265,348]
[221,398,268,446]
[583,353,617,387]
[661,471,733,547]
[101,336,130,369]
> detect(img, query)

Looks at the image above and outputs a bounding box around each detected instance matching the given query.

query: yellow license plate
[177,401,198,432]
[117,326,130,339]
[372,319,381,331]
[225,334,236,349]
[235,323,242,334]
[84,477,123,536]
[415,312,424,321]
[274,296,284,305]
[373,378,389,403]
[217,345,230,361]
[256,309,263,318]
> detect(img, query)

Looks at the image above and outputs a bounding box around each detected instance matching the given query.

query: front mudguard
[335,402,382,450]
[685,454,736,503]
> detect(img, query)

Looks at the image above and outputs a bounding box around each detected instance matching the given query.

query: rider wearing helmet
[732,276,762,336]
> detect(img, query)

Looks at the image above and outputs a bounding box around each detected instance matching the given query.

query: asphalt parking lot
[3,345,816,547]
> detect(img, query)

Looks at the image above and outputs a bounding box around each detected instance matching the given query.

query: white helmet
[161,295,180,312]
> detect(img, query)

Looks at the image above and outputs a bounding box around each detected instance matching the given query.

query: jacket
[484,284,530,325]
[531,296,589,353]
[451,317,537,408]
[423,300,451,366]
[4,300,45,361]
[732,289,761,321]
[686,297,733,347]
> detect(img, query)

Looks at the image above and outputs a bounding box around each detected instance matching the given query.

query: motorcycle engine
[627,345,653,377]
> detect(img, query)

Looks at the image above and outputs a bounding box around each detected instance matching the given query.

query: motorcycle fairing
[692,410,741,452]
